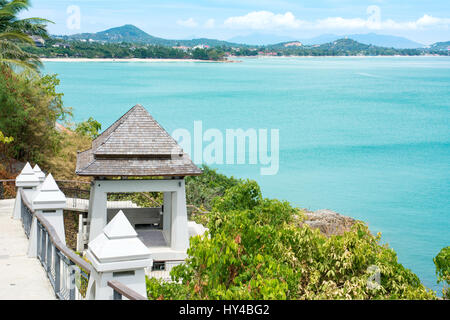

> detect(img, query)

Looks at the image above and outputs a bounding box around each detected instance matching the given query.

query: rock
[301,209,356,237]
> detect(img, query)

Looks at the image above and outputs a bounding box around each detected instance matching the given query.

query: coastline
[41,57,232,63]
[41,55,447,63]
[235,54,447,59]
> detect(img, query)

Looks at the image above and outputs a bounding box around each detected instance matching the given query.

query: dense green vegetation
[74,117,101,139]
[0,66,70,163]
[147,178,438,300]
[434,246,450,299]
[22,38,227,61]
[270,39,424,56]
[22,37,450,61]
[0,1,92,180]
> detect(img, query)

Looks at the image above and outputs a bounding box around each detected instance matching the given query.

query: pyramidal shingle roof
[76,104,202,177]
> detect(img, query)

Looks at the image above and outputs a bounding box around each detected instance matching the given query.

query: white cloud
[177,17,198,28]
[224,11,305,30]
[204,18,215,29]
[223,10,450,31]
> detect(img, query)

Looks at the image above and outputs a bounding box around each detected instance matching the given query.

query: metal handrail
[20,189,92,274]
[107,281,147,300]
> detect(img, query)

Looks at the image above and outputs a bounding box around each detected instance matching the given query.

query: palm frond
[0,30,33,43]
[0,0,47,72]
[0,57,39,75]
[1,0,30,16]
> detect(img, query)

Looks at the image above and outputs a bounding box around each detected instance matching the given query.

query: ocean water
[43,57,450,294]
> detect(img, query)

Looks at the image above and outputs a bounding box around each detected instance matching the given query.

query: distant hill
[263,38,426,56]
[268,38,374,50]
[429,41,450,51]
[299,34,342,45]
[317,38,374,51]
[229,32,424,48]
[293,33,424,49]
[345,33,424,49]
[65,24,171,45]
[228,33,297,46]
[61,24,246,48]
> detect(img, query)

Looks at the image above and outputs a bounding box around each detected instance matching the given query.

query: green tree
[75,117,102,139]
[0,130,13,144]
[0,66,71,164]
[434,247,450,299]
[0,0,51,71]
[148,180,436,300]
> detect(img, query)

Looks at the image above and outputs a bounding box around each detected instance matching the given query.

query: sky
[22,0,450,44]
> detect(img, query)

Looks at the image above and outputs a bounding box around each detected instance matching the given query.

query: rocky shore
[298,209,357,237]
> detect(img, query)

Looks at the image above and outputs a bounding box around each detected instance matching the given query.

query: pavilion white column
[86,211,152,300]
[28,173,67,257]
[162,192,172,246]
[170,180,189,251]
[12,162,40,220]
[88,180,108,242]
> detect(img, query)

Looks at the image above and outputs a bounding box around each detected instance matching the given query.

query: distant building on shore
[31,36,45,47]
[284,41,303,47]
[52,43,70,49]
[172,46,189,52]
[192,44,209,49]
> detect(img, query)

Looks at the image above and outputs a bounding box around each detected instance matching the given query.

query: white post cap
[16,162,40,187]
[33,173,67,210]
[87,211,152,272]
[33,164,46,182]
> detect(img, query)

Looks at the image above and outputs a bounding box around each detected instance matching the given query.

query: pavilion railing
[107,281,147,300]
[56,180,91,212]
[20,189,92,300]
[147,260,185,282]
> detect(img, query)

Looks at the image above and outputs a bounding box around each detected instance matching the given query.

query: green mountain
[64,24,172,45]
[429,41,450,51]
[61,24,246,48]
[318,38,374,51]
[269,38,379,50]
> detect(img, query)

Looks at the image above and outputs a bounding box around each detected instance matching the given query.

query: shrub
[148,180,436,300]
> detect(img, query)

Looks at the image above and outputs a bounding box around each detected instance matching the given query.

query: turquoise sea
[44,57,450,294]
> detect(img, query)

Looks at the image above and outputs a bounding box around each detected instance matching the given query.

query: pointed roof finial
[103,210,138,239]
[40,173,60,191]
[87,211,151,269]
[33,173,66,209]
[16,162,40,187]
[33,164,46,182]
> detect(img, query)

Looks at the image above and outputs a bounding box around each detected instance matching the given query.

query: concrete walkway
[0,199,56,300]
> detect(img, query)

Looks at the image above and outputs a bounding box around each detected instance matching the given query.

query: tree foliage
[0,66,71,164]
[434,246,450,299]
[148,180,436,300]
[0,130,13,144]
[185,165,240,211]
[0,0,51,71]
[22,39,226,61]
[74,117,102,139]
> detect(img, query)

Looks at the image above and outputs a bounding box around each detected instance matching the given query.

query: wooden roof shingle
[76,104,202,177]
